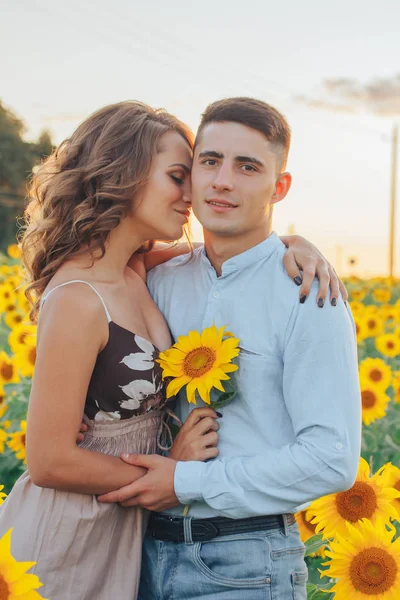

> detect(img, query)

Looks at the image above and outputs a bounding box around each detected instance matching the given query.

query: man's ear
[271,172,292,205]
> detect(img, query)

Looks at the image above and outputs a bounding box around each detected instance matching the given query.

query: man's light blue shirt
[147,232,361,519]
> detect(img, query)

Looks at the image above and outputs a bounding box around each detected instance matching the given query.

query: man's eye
[203,159,217,166]
[242,165,256,172]
[170,174,183,184]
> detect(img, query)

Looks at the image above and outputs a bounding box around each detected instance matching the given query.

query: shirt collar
[200,231,282,276]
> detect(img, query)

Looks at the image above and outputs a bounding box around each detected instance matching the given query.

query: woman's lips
[175,209,191,221]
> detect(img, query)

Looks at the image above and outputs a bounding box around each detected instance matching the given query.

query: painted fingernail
[331,298,337,306]
[216,411,223,418]
[300,294,307,304]
[294,276,303,286]
[318,298,325,308]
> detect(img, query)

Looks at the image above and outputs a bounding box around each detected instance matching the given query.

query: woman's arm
[26,286,146,495]
[130,236,347,306]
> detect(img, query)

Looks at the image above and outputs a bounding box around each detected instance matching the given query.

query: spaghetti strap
[40,280,112,322]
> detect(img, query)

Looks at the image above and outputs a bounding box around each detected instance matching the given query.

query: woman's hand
[168,407,220,462]
[280,235,348,307]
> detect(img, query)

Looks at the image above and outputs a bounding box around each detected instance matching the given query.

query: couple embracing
[0,96,361,599]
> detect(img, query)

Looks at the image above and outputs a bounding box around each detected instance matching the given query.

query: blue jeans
[138,517,308,600]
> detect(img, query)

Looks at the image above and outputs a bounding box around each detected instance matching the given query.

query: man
[99,97,361,599]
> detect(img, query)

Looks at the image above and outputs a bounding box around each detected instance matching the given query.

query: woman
[0,101,342,600]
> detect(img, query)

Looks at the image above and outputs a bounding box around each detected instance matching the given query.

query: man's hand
[97,454,180,511]
[76,421,88,443]
[280,234,348,307]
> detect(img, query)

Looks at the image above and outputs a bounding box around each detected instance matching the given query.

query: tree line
[0,101,53,250]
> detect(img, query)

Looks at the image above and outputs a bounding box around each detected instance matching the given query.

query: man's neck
[203,223,273,276]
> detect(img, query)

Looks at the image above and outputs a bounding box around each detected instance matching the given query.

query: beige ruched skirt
[0,410,165,600]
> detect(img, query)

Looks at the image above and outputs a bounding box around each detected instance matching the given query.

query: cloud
[297,74,400,116]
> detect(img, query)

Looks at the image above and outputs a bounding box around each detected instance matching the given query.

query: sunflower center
[367,319,376,329]
[387,341,394,349]
[183,347,215,377]
[361,390,376,409]
[335,481,377,522]
[350,547,397,594]
[0,575,10,600]
[29,348,36,366]
[0,364,13,382]
[369,369,383,382]
[21,434,26,447]
[14,315,23,324]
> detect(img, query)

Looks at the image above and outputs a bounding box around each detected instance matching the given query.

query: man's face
[191,121,290,237]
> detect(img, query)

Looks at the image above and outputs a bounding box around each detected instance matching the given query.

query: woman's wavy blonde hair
[21,101,194,321]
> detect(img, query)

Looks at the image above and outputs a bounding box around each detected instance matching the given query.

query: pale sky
[2,0,399,276]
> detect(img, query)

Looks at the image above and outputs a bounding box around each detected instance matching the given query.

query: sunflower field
[0,247,400,599]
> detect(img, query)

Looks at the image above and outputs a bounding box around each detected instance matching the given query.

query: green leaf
[304,533,329,557]
[308,591,335,600]
[210,391,236,410]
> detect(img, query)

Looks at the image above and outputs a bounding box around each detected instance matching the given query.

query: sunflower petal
[166,375,191,398]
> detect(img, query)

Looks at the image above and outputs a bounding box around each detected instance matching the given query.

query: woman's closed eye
[170,174,184,185]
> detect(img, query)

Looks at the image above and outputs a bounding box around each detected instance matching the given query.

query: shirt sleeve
[174,296,362,518]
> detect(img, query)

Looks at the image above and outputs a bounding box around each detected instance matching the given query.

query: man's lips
[205,198,238,212]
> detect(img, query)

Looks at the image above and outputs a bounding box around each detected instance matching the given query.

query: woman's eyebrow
[168,163,191,173]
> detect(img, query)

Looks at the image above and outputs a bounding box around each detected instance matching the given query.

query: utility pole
[389,124,398,278]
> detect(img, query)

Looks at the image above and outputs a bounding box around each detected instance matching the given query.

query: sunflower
[0,384,8,420]
[358,357,392,391]
[15,287,31,315]
[0,529,47,599]
[4,311,24,330]
[0,353,20,387]
[379,463,400,512]
[321,518,400,599]
[7,244,21,259]
[0,485,6,505]
[361,313,384,338]
[309,457,400,539]
[360,379,391,425]
[157,325,240,404]
[349,301,365,315]
[375,334,400,358]
[372,288,392,303]
[353,314,369,343]
[364,304,379,314]
[392,371,400,404]
[350,288,367,301]
[13,344,36,378]
[295,509,326,557]
[8,421,27,463]
[0,428,8,453]
[0,284,17,314]
[8,324,36,355]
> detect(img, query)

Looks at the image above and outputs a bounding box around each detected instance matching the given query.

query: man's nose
[212,165,234,192]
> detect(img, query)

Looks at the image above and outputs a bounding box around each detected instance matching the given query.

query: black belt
[149,513,295,543]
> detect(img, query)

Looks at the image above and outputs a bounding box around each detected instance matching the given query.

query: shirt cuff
[174,461,207,504]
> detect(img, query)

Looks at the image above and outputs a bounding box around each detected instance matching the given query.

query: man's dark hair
[196,97,291,172]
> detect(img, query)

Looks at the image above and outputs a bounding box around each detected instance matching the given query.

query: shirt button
[212,291,220,299]
[335,442,343,450]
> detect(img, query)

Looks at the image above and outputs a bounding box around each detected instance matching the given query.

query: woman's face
[132,131,193,241]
